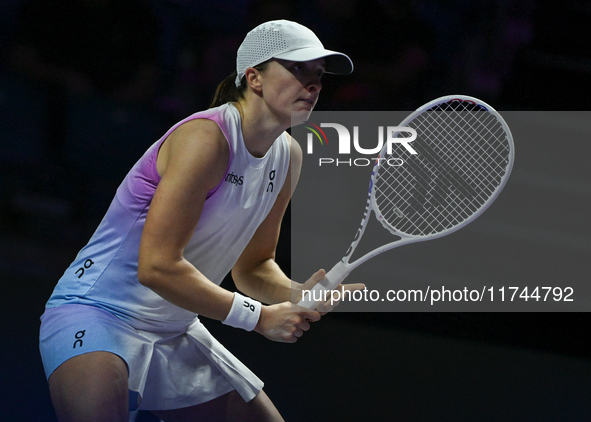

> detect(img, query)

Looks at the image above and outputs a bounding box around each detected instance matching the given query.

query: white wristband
[222,292,262,332]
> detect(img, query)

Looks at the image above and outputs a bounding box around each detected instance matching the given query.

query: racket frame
[297,95,514,308]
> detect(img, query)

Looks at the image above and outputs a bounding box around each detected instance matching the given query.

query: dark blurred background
[1,0,590,421]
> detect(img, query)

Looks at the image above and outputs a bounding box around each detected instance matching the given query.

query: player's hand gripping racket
[298,95,514,309]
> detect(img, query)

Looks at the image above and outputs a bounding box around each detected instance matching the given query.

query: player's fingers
[317,284,365,314]
[283,327,303,342]
[301,269,327,291]
[298,320,311,332]
[311,269,326,281]
[318,298,338,313]
[341,283,366,292]
[299,310,321,322]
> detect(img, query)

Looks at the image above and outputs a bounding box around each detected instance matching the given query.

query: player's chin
[291,106,313,122]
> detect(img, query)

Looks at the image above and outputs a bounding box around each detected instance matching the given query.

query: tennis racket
[298,95,514,309]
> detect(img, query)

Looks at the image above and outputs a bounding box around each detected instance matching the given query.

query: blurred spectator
[161,0,252,36]
[0,0,24,65]
[8,0,161,166]
[414,0,534,103]
[156,0,298,118]
[463,0,534,100]
[245,0,297,26]
[9,0,161,104]
[297,0,435,110]
[500,0,590,109]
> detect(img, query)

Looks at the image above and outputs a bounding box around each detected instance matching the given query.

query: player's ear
[244,67,263,92]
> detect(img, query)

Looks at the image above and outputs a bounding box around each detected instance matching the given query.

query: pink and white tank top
[46,103,290,330]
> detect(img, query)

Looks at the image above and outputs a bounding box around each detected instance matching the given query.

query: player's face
[260,58,325,125]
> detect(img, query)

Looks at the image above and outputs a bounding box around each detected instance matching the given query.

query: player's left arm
[232,134,305,304]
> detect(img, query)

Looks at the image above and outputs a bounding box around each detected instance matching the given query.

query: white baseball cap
[235,20,354,87]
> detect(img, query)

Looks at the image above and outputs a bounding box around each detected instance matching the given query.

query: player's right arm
[137,119,319,342]
[137,118,236,320]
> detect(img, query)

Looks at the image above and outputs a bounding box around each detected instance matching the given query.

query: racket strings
[408,109,508,226]
[401,113,487,223]
[374,102,511,236]
[408,110,506,220]
[421,111,506,199]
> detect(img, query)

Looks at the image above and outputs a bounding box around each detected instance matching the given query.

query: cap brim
[273,47,354,75]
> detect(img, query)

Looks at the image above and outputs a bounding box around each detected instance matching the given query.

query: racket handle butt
[297,262,350,309]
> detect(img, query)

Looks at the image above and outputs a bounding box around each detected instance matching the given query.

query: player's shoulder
[284,131,302,164]
[175,117,225,140]
[158,118,229,177]
[168,118,228,156]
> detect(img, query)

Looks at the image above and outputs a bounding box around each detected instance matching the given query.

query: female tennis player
[39,20,360,421]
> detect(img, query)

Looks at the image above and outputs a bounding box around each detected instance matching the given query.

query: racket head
[370,95,514,240]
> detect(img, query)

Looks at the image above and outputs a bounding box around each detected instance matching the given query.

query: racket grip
[297,262,350,309]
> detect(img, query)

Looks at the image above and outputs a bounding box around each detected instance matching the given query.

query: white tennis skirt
[39,304,264,411]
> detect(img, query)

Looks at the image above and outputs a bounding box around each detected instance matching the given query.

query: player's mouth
[297,97,316,108]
